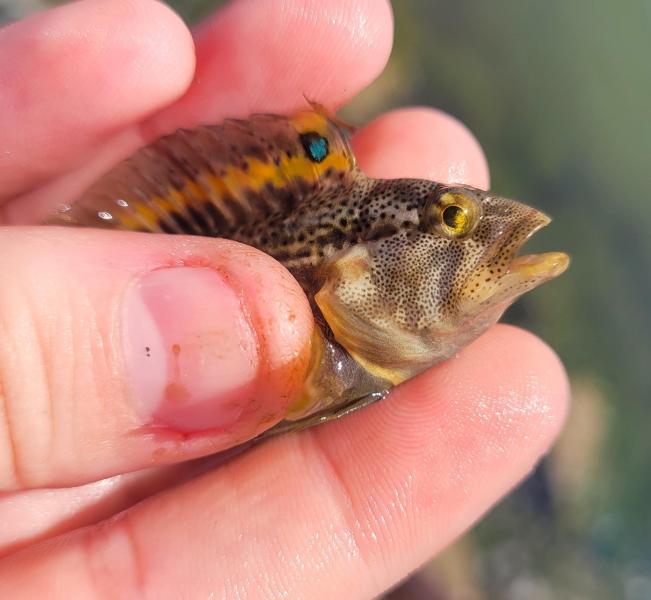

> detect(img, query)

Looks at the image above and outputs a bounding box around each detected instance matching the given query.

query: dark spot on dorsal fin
[299,131,329,163]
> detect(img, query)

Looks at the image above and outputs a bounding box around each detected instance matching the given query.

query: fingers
[352,107,490,188]
[0,326,568,598]
[3,0,394,224]
[0,0,195,201]
[309,327,566,580]
[0,458,219,557]
[148,0,394,133]
[0,228,312,490]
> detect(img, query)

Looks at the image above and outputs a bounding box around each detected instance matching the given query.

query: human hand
[0,0,568,597]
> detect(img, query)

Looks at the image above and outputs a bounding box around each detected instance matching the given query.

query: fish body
[49,106,569,434]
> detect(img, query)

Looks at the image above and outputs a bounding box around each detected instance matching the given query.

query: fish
[47,104,569,438]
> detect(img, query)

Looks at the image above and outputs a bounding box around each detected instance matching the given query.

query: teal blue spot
[300,132,329,163]
[309,138,328,162]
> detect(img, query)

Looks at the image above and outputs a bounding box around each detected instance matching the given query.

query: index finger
[147,0,394,134]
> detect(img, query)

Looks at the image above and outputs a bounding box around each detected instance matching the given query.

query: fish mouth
[459,207,569,313]
[504,211,569,280]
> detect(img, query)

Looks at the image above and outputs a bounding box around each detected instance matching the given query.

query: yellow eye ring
[435,191,480,238]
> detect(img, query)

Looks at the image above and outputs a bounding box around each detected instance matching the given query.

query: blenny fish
[47,105,569,437]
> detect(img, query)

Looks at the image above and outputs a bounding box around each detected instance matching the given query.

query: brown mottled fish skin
[47,107,569,435]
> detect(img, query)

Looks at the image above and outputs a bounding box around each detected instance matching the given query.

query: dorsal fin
[48,107,358,235]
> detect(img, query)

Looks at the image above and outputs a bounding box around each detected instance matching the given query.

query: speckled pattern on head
[48,106,569,435]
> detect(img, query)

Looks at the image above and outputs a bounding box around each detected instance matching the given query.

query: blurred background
[2,0,649,598]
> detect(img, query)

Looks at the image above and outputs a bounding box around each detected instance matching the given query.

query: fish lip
[501,210,569,279]
[504,208,550,259]
[507,250,570,279]
[458,207,568,315]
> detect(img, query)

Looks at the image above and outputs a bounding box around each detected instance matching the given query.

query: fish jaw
[508,250,569,281]
[457,205,569,316]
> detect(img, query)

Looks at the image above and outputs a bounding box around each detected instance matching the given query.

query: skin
[0,1,569,597]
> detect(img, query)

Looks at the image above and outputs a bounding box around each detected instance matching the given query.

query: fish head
[315,181,569,382]
[416,183,569,329]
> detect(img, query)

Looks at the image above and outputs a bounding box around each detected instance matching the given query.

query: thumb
[0,227,312,491]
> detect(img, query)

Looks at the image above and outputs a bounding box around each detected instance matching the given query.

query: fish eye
[432,191,481,238]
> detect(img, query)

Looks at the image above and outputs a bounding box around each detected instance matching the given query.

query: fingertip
[476,324,570,443]
[386,324,569,465]
[151,0,394,129]
[4,0,195,122]
[0,0,196,198]
[105,233,314,443]
[306,323,569,577]
[353,107,490,189]
[0,229,313,489]
[211,240,315,412]
[121,0,197,104]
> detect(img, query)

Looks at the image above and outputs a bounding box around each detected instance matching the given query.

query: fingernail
[123,267,258,431]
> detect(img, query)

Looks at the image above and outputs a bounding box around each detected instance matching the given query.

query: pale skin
[0,0,569,597]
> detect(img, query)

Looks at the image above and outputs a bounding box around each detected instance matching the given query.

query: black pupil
[442,205,464,228]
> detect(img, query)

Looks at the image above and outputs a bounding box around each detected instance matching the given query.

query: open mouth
[459,207,569,312]
[505,212,569,280]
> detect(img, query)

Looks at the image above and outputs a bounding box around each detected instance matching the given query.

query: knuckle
[0,284,54,489]
[82,514,146,598]
[0,239,122,489]
[303,433,379,583]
